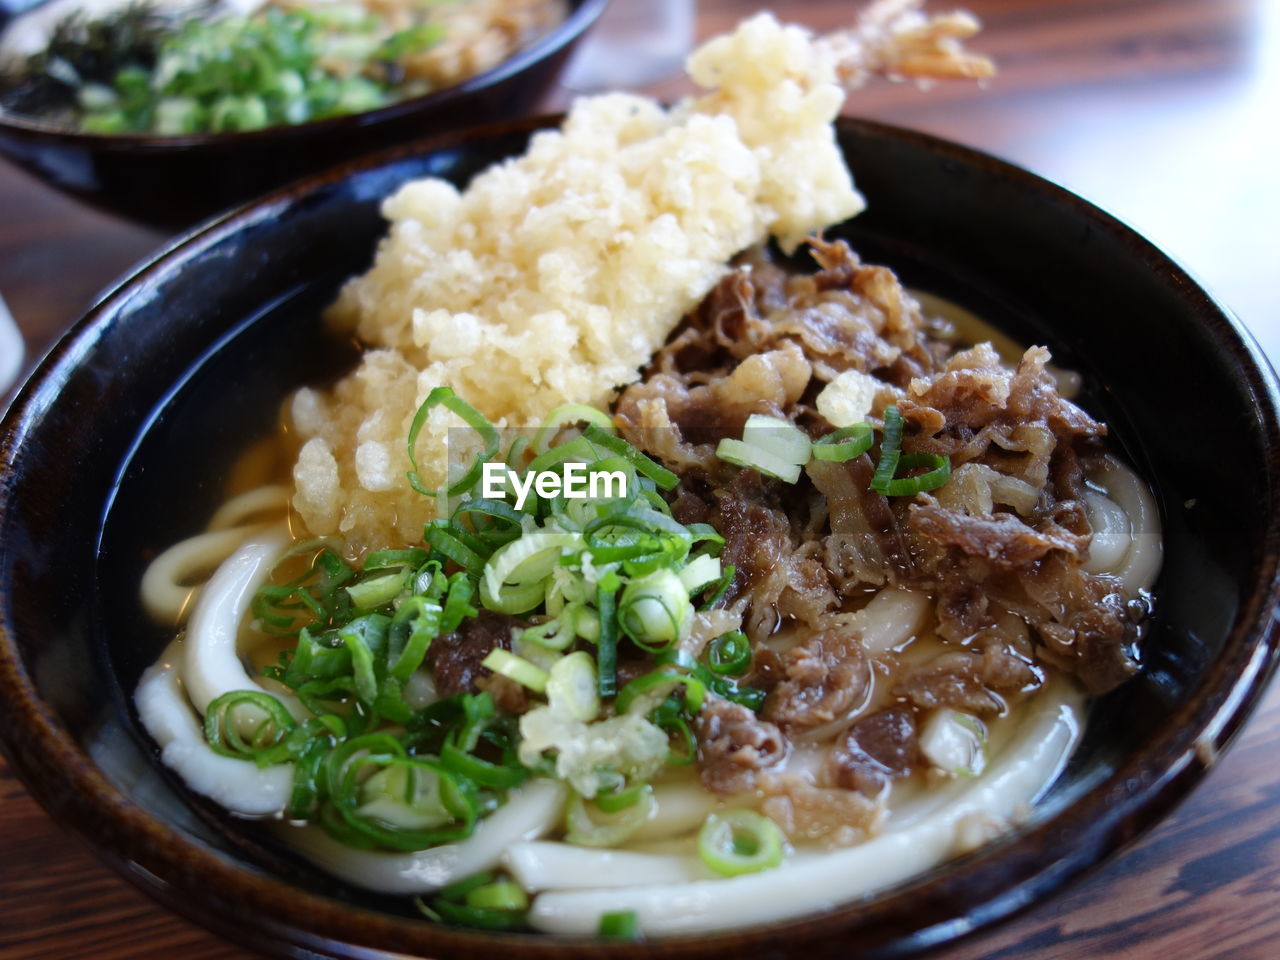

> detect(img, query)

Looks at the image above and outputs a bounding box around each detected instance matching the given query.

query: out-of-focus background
[1,1,1278,958]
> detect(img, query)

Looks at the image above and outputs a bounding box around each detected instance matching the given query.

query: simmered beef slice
[910,502,1087,569]
[825,706,918,797]
[1018,555,1142,693]
[894,643,1042,717]
[758,772,883,846]
[695,695,788,795]
[713,473,794,592]
[762,632,868,734]
[426,610,519,698]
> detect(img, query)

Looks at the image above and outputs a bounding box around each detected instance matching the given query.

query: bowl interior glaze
[2,116,1278,960]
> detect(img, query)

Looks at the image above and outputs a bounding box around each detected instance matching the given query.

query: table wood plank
[2,1,1277,957]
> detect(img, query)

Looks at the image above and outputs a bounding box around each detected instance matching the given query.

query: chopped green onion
[424,520,488,578]
[741,414,813,465]
[324,736,478,850]
[877,452,952,496]
[364,548,429,571]
[429,899,528,930]
[286,735,331,819]
[596,574,620,698]
[565,785,655,847]
[532,403,617,454]
[594,781,650,814]
[203,690,297,763]
[440,737,528,789]
[376,23,444,60]
[707,631,751,676]
[545,650,600,722]
[338,615,390,706]
[521,604,583,650]
[617,569,692,652]
[697,810,784,877]
[699,563,736,610]
[481,649,549,694]
[437,871,496,903]
[715,438,803,484]
[598,909,640,940]
[812,422,874,462]
[582,425,679,491]
[407,387,500,498]
[345,570,408,610]
[615,668,707,716]
[678,553,722,595]
[870,405,904,493]
[482,531,579,614]
[524,434,599,476]
[440,573,478,632]
[465,880,528,912]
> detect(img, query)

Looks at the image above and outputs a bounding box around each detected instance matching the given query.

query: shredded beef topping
[426,609,519,698]
[616,239,1145,700]
[762,632,869,734]
[909,501,1088,568]
[826,706,918,797]
[758,772,883,846]
[695,695,788,795]
[609,237,1152,807]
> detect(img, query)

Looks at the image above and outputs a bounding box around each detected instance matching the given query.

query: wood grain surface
[2,1,1278,957]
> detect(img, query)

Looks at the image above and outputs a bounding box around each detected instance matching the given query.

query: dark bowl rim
[2,114,1280,959]
[0,0,609,147]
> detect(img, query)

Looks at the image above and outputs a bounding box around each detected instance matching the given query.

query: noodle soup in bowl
[3,41,1280,960]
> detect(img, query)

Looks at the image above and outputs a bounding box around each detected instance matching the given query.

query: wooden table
[2,1,1277,957]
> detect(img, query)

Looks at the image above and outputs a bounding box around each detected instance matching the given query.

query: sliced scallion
[582,425,679,490]
[406,387,499,498]
[715,438,803,484]
[345,570,409,611]
[870,405,904,493]
[877,452,952,496]
[707,631,751,676]
[545,650,600,722]
[741,414,813,465]
[465,880,529,912]
[617,568,692,652]
[697,810,784,877]
[812,422,874,462]
[598,909,640,940]
[678,553,722,595]
[481,649,550,694]
[532,403,617,454]
[596,575,620,698]
[565,785,655,847]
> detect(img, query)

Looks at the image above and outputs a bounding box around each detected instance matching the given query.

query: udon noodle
[134,1,1160,939]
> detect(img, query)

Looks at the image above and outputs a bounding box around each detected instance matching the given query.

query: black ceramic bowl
[1,116,1278,959]
[0,0,607,228]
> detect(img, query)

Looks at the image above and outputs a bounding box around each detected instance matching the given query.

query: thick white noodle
[1080,490,1130,576]
[140,527,257,624]
[1085,458,1162,594]
[629,781,726,843]
[507,842,711,891]
[207,485,291,531]
[527,678,1082,936]
[282,780,567,893]
[182,525,307,722]
[848,586,930,654]
[134,641,293,817]
[140,487,291,625]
